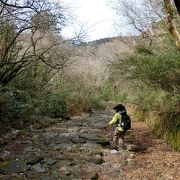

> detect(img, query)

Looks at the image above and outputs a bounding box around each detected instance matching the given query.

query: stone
[79,134,109,146]
[0,160,28,175]
[71,137,87,144]
[23,147,37,154]
[54,138,71,144]
[53,143,73,151]
[71,164,99,179]
[46,159,58,165]
[31,163,46,173]
[83,142,103,149]
[58,154,74,162]
[126,144,141,151]
[26,171,41,179]
[26,156,44,165]
[91,122,107,129]
[110,149,118,154]
[58,160,72,167]
[42,132,58,139]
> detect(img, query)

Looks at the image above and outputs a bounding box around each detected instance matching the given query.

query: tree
[0,0,74,85]
[113,0,163,38]
[174,0,180,15]
[164,0,180,49]
[113,0,180,49]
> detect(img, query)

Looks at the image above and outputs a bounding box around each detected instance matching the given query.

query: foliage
[108,35,180,150]
[99,83,128,103]
[129,49,180,93]
[37,92,67,118]
[154,113,180,151]
[63,82,106,114]
[0,0,71,85]
[0,87,34,122]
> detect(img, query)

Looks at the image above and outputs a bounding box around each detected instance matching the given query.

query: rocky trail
[0,108,180,180]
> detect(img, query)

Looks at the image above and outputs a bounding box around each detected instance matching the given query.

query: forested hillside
[0,0,180,179]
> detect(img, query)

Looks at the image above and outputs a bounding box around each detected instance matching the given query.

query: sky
[61,0,121,41]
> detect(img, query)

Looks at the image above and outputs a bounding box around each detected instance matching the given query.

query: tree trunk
[174,0,180,15]
[164,0,180,50]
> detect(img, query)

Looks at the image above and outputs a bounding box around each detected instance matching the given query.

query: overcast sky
[61,0,122,41]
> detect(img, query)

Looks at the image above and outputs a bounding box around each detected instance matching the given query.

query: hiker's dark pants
[113,128,126,149]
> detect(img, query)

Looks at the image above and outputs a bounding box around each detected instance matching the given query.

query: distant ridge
[88,37,116,45]
[83,36,136,46]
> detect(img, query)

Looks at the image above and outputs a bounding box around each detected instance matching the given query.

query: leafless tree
[0,0,78,86]
[113,0,180,49]
[113,0,163,38]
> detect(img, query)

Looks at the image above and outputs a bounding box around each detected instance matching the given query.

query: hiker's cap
[113,104,126,111]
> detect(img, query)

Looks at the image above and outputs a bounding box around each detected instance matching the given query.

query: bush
[99,83,128,103]
[66,87,106,114]
[37,92,67,118]
[0,87,34,122]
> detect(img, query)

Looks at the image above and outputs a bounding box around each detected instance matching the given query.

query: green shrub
[0,88,34,122]
[38,92,67,118]
[107,35,180,150]
[99,83,128,103]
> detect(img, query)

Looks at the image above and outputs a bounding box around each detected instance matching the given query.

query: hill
[68,36,136,86]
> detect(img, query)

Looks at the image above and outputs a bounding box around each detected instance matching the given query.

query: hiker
[109,104,131,150]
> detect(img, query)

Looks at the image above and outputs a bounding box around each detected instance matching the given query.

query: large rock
[90,121,107,129]
[53,143,73,151]
[23,147,40,154]
[70,136,87,144]
[126,144,143,151]
[57,133,86,144]
[31,163,46,173]
[0,160,28,175]
[79,133,109,146]
[46,159,58,165]
[70,164,99,179]
[54,137,72,144]
[26,156,44,165]
[83,142,103,149]
[57,153,75,162]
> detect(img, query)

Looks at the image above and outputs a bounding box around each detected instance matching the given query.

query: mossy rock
[0,160,28,175]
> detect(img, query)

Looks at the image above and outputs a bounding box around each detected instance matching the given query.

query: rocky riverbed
[0,110,134,180]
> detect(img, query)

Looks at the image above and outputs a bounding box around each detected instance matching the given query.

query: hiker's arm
[109,113,118,126]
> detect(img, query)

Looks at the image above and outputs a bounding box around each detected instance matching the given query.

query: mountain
[68,35,137,86]
[83,36,137,47]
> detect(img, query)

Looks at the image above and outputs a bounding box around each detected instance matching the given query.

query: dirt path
[123,120,180,180]
[99,115,180,180]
